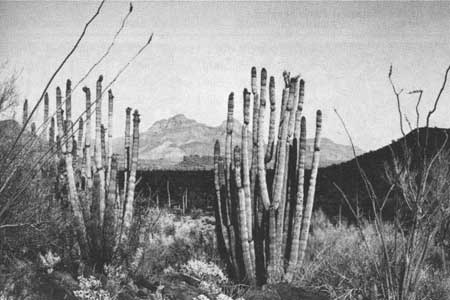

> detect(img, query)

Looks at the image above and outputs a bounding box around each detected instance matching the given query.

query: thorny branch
[1,1,132,176]
[426,65,450,128]
[388,65,406,137]
[3,0,106,165]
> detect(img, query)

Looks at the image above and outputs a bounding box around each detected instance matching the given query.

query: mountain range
[112,114,364,169]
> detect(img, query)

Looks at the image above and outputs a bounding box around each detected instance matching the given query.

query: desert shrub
[137,209,219,277]
[295,210,450,300]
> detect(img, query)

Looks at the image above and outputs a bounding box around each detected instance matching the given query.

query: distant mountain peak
[147,114,199,132]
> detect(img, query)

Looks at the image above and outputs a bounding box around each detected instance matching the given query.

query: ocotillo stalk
[103,153,118,261]
[95,75,105,227]
[297,110,322,265]
[284,117,306,282]
[42,93,49,139]
[241,88,255,276]
[22,99,28,128]
[83,87,93,190]
[120,109,140,248]
[64,119,89,259]
[123,107,132,197]
[233,145,255,283]
[106,90,114,188]
[213,140,231,260]
[265,76,276,164]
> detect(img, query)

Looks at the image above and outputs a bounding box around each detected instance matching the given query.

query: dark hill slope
[315,127,450,221]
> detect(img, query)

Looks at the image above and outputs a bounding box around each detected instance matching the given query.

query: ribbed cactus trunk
[49,75,147,274]
[119,110,140,253]
[95,75,106,227]
[213,68,323,285]
[106,90,114,188]
[62,79,89,260]
[123,107,132,200]
[42,93,49,139]
[49,117,55,147]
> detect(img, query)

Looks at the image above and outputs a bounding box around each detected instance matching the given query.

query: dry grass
[293,210,450,300]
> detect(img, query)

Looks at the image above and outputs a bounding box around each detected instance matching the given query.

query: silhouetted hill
[315,127,450,221]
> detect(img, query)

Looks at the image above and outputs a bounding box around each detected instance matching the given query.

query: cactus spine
[213,68,322,285]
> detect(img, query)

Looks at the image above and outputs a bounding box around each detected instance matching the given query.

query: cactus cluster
[44,75,146,271]
[214,67,322,285]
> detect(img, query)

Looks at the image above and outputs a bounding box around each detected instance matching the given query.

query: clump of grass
[294,210,450,300]
[137,208,219,276]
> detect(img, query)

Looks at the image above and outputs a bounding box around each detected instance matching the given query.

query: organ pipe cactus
[214,67,323,285]
[95,75,106,227]
[42,93,49,139]
[42,74,148,272]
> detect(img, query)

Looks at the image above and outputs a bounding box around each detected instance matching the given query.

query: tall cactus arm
[77,118,84,166]
[234,145,255,283]
[120,110,140,250]
[101,124,107,169]
[224,92,234,226]
[49,117,55,147]
[42,93,49,139]
[95,75,106,226]
[272,78,297,210]
[83,87,93,190]
[241,88,254,273]
[298,110,322,266]
[103,153,118,261]
[214,140,231,258]
[287,76,300,144]
[66,79,72,122]
[250,67,259,199]
[123,107,132,198]
[265,76,277,164]
[64,120,89,259]
[56,87,66,154]
[294,79,305,145]
[284,116,306,282]
[106,90,114,187]
[257,80,271,210]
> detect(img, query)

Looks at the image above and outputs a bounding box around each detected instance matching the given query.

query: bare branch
[388,65,406,136]
[2,0,105,165]
[426,65,450,128]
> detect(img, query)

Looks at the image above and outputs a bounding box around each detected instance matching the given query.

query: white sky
[1,1,450,151]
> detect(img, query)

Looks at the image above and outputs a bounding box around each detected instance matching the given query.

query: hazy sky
[1,1,450,151]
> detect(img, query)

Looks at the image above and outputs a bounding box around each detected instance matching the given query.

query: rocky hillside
[113,114,364,169]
